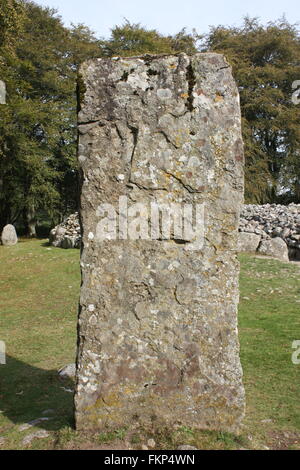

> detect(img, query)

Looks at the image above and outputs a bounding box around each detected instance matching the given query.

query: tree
[0,1,100,235]
[205,17,300,203]
[0,0,24,51]
[100,21,199,57]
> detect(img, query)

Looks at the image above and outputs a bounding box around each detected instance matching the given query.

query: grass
[0,240,299,450]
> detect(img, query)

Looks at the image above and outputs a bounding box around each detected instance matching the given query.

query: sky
[35,0,299,39]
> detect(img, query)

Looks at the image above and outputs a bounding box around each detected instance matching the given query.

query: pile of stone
[49,212,81,249]
[49,204,300,261]
[239,203,300,261]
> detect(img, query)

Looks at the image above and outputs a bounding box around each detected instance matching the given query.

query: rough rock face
[74,53,245,432]
[1,224,18,246]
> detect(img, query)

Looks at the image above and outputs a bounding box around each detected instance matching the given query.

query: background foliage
[0,1,299,235]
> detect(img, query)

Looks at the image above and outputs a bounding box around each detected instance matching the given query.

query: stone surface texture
[75,53,245,432]
[1,224,18,246]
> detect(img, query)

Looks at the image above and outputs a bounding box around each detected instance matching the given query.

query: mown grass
[0,240,299,450]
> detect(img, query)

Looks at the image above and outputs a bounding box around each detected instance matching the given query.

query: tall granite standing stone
[75,53,245,432]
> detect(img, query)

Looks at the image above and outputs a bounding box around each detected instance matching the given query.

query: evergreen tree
[100,21,199,57]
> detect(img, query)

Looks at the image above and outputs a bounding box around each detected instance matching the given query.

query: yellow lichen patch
[215,93,224,103]
[180,93,189,99]
[83,392,122,414]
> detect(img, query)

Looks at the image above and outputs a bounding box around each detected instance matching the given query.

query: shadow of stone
[40,241,51,247]
[0,355,74,431]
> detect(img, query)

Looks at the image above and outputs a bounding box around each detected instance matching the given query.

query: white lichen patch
[127,71,149,91]
[157,88,172,100]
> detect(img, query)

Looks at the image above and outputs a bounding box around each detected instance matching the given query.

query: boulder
[238,232,261,252]
[258,237,289,262]
[1,224,18,246]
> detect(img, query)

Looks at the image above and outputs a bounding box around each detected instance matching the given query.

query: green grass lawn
[0,240,299,450]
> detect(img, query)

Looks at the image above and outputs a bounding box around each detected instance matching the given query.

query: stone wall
[74,53,245,432]
[239,203,300,261]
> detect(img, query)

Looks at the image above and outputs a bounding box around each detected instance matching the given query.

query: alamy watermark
[90,196,205,251]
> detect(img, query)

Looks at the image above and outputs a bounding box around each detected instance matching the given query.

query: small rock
[19,417,51,432]
[0,437,5,446]
[58,363,76,379]
[60,386,73,393]
[147,438,156,448]
[141,444,149,450]
[177,445,198,450]
[22,430,50,446]
[19,423,32,432]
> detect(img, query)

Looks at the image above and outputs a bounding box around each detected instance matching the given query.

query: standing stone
[1,224,18,246]
[75,53,245,432]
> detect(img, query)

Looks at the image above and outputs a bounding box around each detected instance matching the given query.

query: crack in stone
[158,130,180,149]
[174,285,182,305]
[217,65,230,71]
[114,123,124,141]
[78,119,103,126]
[128,125,139,166]
[186,61,196,112]
[162,169,201,193]
[127,181,168,192]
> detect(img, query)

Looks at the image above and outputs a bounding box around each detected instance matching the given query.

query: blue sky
[35,0,299,38]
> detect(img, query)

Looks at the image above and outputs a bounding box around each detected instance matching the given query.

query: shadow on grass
[0,355,74,431]
[40,241,51,247]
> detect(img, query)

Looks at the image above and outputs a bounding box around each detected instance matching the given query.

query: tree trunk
[24,204,37,237]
